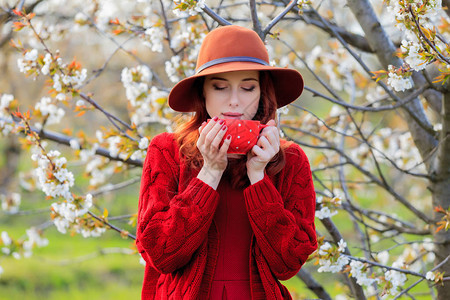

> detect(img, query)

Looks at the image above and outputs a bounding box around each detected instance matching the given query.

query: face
[203,70,260,120]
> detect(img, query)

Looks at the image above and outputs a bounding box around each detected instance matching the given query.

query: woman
[136,25,317,299]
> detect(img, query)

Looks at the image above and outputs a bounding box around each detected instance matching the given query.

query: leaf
[13,21,26,31]
[12,9,23,16]
[103,208,109,218]
[76,111,86,117]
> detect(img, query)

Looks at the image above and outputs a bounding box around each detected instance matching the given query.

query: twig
[88,211,136,240]
[408,5,450,65]
[341,254,424,277]
[263,0,297,37]
[249,0,262,38]
[289,103,430,178]
[3,116,143,166]
[89,177,141,197]
[393,255,450,299]
[44,247,135,265]
[200,3,231,26]
[283,127,431,223]
[79,92,137,140]
[308,6,436,137]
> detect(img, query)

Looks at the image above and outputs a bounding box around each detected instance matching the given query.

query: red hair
[174,71,292,189]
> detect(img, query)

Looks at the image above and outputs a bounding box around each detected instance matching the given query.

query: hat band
[196,56,269,74]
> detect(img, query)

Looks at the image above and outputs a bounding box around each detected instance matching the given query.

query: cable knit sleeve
[135,133,220,274]
[243,143,317,280]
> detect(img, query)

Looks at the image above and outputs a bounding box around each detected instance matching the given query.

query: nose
[229,88,239,107]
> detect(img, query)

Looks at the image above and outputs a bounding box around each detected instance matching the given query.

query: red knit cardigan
[136,132,317,299]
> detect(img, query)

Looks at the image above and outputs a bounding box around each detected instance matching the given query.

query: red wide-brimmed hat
[168,25,304,112]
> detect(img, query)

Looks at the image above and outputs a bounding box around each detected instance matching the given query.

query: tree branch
[297,268,332,300]
[200,3,231,26]
[4,116,143,167]
[263,0,297,38]
[249,0,262,38]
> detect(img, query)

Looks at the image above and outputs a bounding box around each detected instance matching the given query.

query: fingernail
[226,135,231,140]
[213,116,218,121]
[219,119,225,125]
[222,125,227,131]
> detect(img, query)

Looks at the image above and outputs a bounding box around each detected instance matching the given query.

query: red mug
[206,119,269,155]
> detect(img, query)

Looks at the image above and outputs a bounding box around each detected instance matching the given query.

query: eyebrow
[209,77,259,82]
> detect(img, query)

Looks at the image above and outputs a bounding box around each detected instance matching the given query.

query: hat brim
[168,61,304,113]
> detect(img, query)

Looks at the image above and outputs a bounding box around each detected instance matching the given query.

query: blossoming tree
[0,0,449,299]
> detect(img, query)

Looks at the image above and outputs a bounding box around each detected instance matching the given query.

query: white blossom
[35,97,65,125]
[1,193,21,213]
[349,260,378,287]
[338,239,347,253]
[41,53,52,75]
[79,226,106,238]
[32,150,74,200]
[377,251,390,265]
[316,206,338,219]
[387,66,412,92]
[53,216,70,234]
[53,74,62,91]
[138,137,149,150]
[26,227,49,248]
[143,26,164,53]
[318,242,332,256]
[318,255,349,273]
[107,136,121,158]
[76,99,85,107]
[1,94,14,109]
[165,55,181,83]
[401,40,427,71]
[24,49,38,61]
[1,231,11,246]
[69,139,80,150]
[96,130,104,143]
[173,0,205,16]
[56,93,66,101]
[426,271,435,281]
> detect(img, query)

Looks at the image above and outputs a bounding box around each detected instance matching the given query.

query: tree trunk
[0,136,21,194]
[430,91,450,300]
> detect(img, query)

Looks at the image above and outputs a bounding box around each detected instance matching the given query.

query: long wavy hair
[174,71,292,189]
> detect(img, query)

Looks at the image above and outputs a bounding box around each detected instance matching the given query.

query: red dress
[210,178,253,299]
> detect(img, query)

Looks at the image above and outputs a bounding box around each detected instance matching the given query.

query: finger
[219,134,232,155]
[266,119,276,127]
[262,129,279,147]
[210,123,228,149]
[261,126,279,146]
[198,121,207,133]
[197,117,218,146]
[257,135,271,150]
[251,144,269,160]
[198,117,220,146]
[205,119,225,149]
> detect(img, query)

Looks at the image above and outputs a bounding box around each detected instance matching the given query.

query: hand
[196,117,231,189]
[246,119,280,184]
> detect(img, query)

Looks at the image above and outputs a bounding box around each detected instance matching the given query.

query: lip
[222,112,243,119]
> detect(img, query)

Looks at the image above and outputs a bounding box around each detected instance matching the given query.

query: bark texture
[431,92,450,300]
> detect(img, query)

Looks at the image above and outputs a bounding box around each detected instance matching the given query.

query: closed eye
[242,86,256,92]
[213,84,226,91]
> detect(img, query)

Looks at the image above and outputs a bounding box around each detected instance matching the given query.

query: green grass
[0,226,142,299]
